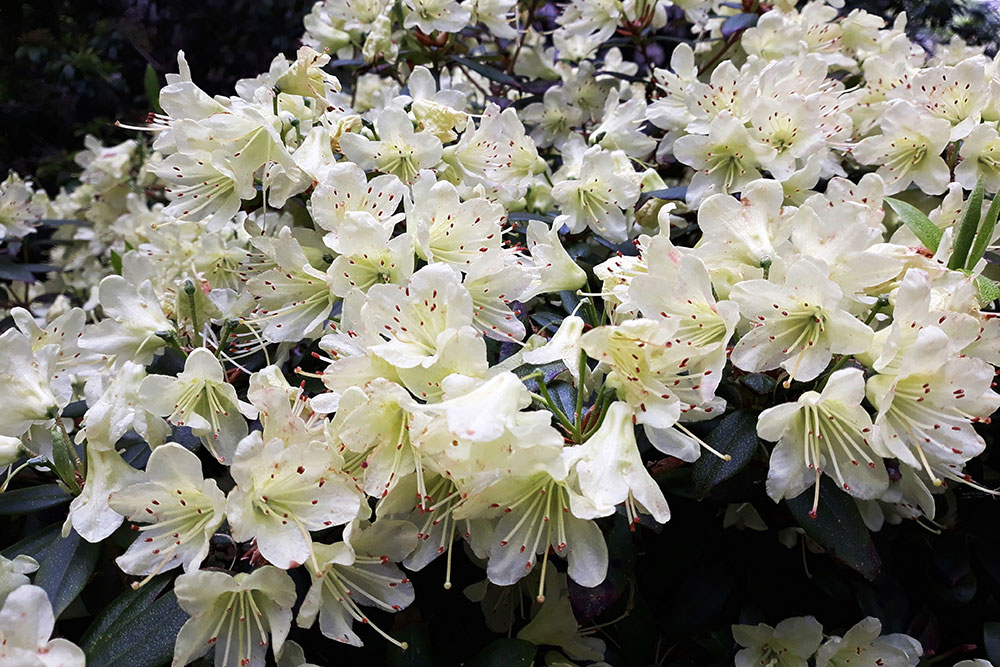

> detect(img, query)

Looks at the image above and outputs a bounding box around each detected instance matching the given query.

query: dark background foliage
[0,0,311,191]
[4,1,1000,666]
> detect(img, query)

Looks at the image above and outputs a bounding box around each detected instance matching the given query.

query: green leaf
[976,275,1000,305]
[720,12,759,38]
[637,186,688,207]
[691,411,760,498]
[949,175,986,270]
[50,426,82,494]
[468,639,537,667]
[884,197,942,253]
[450,56,520,88]
[144,64,162,114]
[968,194,1000,271]
[386,623,436,667]
[34,529,100,617]
[985,621,1000,666]
[1,523,61,561]
[0,484,72,515]
[82,577,189,667]
[110,249,123,276]
[787,477,881,581]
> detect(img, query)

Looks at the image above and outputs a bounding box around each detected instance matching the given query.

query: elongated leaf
[968,194,1000,271]
[885,197,942,252]
[637,186,688,207]
[949,175,985,270]
[110,249,123,275]
[451,56,520,88]
[144,64,162,114]
[691,411,760,498]
[51,426,82,494]
[35,529,100,617]
[721,12,758,38]
[787,477,881,580]
[386,623,436,667]
[507,211,555,223]
[1,522,61,561]
[468,639,536,667]
[976,275,1000,305]
[0,484,72,515]
[985,621,1000,666]
[82,576,189,667]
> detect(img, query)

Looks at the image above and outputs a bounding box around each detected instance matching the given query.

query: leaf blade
[885,197,943,253]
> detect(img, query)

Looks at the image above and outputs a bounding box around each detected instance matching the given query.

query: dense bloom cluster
[3,0,1000,665]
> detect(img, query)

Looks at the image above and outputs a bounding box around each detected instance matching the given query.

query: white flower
[732,616,824,667]
[730,258,874,383]
[0,585,86,666]
[339,108,443,184]
[226,434,362,569]
[691,178,793,294]
[815,617,921,667]
[172,567,296,667]
[139,348,258,464]
[108,443,226,577]
[402,0,470,33]
[297,519,417,648]
[956,123,1000,192]
[0,554,38,608]
[573,401,671,524]
[551,145,640,243]
[852,101,952,195]
[757,368,888,515]
[674,111,776,205]
[405,172,504,268]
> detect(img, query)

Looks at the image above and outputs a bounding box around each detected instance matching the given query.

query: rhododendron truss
[4,0,1000,665]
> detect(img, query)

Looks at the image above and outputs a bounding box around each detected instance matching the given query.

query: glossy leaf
[82,577,188,667]
[721,12,759,38]
[468,639,536,667]
[968,192,1000,270]
[787,477,881,581]
[949,175,985,270]
[0,484,72,515]
[35,529,100,617]
[885,197,942,253]
[692,411,760,498]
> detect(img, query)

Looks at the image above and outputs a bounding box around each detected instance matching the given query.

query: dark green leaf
[451,56,520,88]
[82,577,189,667]
[0,485,72,515]
[976,276,1000,305]
[787,477,881,580]
[507,211,554,223]
[110,249,123,276]
[949,175,985,270]
[969,195,1000,271]
[884,197,942,252]
[691,411,760,498]
[35,529,100,617]
[62,400,88,419]
[985,621,1000,665]
[51,426,82,494]
[637,186,688,208]
[1,522,61,561]
[385,623,436,667]
[547,381,576,419]
[144,64,162,114]
[0,259,37,283]
[468,639,536,667]
[740,373,776,395]
[721,12,759,38]
[36,219,89,227]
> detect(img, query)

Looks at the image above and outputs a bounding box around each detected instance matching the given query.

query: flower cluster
[3,0,1000,664]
